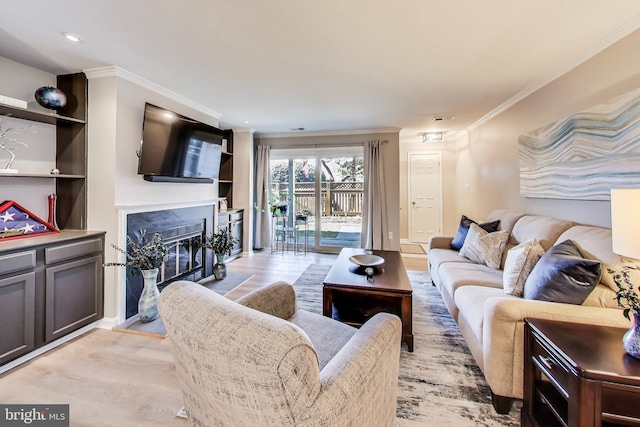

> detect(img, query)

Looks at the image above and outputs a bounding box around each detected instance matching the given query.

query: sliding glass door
[270,146,364,252]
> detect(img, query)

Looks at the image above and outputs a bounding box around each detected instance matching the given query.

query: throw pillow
[503,239,545,297]
[523,239,602,305]
[459,223,510,270]
[450,215,501,251]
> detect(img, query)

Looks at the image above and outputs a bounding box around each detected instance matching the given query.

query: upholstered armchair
[158,280,402,427]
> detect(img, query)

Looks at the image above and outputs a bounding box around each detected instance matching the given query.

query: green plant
[202,227,238,255]
[105,231,169,271]
[608,263,640,321]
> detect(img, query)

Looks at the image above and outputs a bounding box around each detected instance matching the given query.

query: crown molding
[229,127,254,134]
[83,65,223,119]
[256,127,401,139]
[463,12,640,136]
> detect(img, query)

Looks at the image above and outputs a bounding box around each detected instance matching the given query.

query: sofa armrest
[300,313,402,426]
[428,235,454,251]
[482,297,630,399]
[234,281,297,320]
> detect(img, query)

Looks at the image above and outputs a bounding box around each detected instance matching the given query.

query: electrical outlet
[388,232,393,240]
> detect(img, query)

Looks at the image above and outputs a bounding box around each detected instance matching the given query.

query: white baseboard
[97,316,121,329]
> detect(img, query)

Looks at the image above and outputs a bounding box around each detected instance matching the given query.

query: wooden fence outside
[273,182,363,216]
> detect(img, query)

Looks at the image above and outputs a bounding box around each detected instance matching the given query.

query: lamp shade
[611,188,640,259]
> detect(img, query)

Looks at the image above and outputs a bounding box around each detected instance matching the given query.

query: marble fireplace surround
[116,201,217,320]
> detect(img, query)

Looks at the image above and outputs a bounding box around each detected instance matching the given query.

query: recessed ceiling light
[244,120,250,124]
[62,32,83,43]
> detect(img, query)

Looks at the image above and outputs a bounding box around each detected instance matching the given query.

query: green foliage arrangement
[202,227,238,256]
[608,263,640,321]
[105,231,169,271]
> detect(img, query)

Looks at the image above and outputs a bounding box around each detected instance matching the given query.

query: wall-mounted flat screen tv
[137,103,223,183]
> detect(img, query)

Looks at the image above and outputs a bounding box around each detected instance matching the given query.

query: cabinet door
[45,254,103,342]
[0,272,35,365]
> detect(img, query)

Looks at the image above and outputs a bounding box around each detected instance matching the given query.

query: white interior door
[409,152,442,243]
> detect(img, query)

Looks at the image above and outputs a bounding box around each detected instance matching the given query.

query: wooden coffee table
[322,248,413,352]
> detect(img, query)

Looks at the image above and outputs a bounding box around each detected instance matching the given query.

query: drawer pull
[539,355,554,371]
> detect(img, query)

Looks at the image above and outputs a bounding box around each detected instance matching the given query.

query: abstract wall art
[519,88,640,200]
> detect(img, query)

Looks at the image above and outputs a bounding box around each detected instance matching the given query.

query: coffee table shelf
[322,248,414,352]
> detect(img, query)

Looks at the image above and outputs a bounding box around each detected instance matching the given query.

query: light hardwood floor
[0,250,427,426]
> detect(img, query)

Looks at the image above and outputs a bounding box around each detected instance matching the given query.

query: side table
[523,318,640,427]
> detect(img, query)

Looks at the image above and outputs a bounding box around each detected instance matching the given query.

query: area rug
[292,264,522,426]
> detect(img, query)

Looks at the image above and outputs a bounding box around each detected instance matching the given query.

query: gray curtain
[361,140,388,250]
[254,145,271,249]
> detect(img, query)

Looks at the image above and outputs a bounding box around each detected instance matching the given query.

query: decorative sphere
[34,86,67,110]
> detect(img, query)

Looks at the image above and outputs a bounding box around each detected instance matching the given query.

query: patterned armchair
[158,280,401,426]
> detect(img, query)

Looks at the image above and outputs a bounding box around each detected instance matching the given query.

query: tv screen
[138,103,223,182]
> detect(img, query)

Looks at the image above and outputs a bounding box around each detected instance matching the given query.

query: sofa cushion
[503,239,545,297]
[582,284,621,309]
[451,215,501,250]
[510,215,574,250]
[459,223,509,270]
[485,210,526,234]
[454,286,514,345]
[439,262,504,299]
[556,225,625,292]
[428,248,474,287]
[524,240,602,305]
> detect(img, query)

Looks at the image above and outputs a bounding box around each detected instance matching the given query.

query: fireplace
[125,205,215,319]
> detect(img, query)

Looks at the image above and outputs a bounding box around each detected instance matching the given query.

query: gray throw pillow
[459,223,510,270]
[523,239,602,305]
[450,215,501,251]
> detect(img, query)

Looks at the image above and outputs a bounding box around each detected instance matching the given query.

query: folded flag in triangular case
[0,200,59,241]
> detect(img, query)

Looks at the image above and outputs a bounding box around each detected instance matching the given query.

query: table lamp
[611,188,640,259]
[611,188,640,359]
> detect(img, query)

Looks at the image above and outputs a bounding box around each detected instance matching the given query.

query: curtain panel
[254,145,271,249]
[361,140,388,250]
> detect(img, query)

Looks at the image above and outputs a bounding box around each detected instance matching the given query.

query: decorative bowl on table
[349,254,385,267]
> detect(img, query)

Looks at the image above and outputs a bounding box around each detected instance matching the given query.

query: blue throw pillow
[450,215,500,250]
[523,239,602,305]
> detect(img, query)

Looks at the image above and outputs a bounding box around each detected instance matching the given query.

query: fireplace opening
[125,205,215,319]
[157,225,203,288]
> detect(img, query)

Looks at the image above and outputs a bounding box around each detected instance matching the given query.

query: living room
[2,2,640,426]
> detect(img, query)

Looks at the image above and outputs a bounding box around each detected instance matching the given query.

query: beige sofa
[427,210,631,413]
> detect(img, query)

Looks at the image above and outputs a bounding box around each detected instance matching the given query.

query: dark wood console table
[523,318,640,427]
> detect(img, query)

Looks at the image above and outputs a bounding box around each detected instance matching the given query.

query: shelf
[0,173,85,179]
[222,151,233,156]
[218,180,232,184]
[0,104,85,125]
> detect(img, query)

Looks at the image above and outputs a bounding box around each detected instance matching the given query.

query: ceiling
[1,1,640,138]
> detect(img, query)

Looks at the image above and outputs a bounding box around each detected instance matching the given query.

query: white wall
[231,128,255,255]
[87,70,223,322]
[395,28,640,237]
[451,27,640,229]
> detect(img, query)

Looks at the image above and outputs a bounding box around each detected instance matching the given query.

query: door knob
[412,201,416,205]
